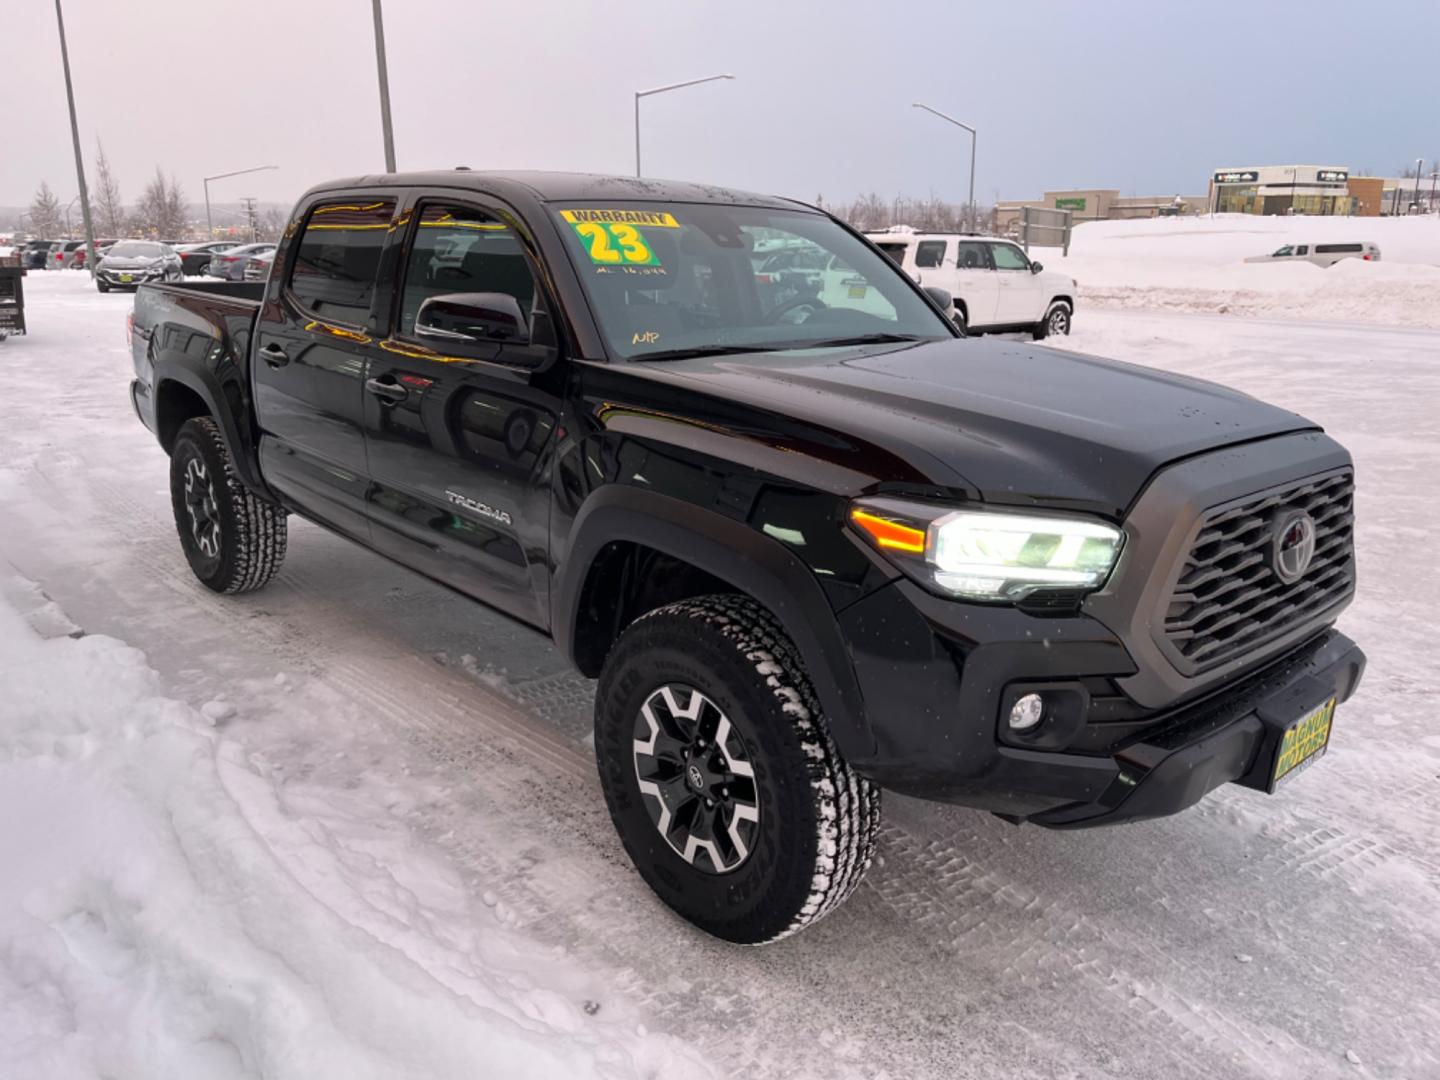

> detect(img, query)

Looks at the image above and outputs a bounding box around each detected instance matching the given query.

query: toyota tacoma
[128,171,1364,944]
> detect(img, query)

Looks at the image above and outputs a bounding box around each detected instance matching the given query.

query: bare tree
[132,167,190,239]
[29,181,64,238]
[256,206,286,242]
[93,139,126,237]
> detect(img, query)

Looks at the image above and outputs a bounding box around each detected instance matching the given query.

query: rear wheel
[594,594,880,944]
[169,416,287,593]
[1033,301,1072,340]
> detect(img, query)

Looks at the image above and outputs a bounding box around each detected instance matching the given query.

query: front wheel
[169,416,287,593]
[594,595,880,944]
[97,282,109,293]
[1034,301,1072,340]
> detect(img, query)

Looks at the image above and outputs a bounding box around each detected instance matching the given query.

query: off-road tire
[169,416,287,593]
[1033,300,1072,340]
[594,594,880,944]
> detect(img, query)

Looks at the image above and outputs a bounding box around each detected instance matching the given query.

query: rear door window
[287,198,396,324]
[914,240,947,268]
[1315,243,1362,254]
[874,242,908,264]
[955,241,992,269]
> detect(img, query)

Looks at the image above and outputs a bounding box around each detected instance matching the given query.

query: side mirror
[416,292,529,346]
[1030,262,1044,274]
[922,285,953,310]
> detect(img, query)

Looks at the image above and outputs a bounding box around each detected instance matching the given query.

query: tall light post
[1429,171,1439,214]
[634,74,734,177]
[913,103,977,233]
[204,165,277,239]
[64,193,80,236]
[1413,158,1424,214]
[371,0,396,172]
[54,0,97,277]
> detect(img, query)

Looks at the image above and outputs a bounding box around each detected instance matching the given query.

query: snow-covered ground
[2,271,1438,1080]
[1035,213,1440,327]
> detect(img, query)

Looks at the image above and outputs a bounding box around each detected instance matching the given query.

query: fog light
[1009,693,1045,732]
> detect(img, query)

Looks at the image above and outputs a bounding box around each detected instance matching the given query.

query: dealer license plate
[1271,697,1336,791]
[120,273,133,283]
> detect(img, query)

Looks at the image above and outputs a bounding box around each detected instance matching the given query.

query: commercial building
[994,188,1208,232]
[1208,165,1354,215]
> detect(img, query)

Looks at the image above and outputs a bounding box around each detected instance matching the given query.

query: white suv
[867,228,1077,338]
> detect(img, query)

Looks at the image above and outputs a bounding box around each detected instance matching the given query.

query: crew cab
[129,171,1365,945]
[869,227,1077,338]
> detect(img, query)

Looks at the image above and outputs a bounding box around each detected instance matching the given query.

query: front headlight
[849,497,1123,603]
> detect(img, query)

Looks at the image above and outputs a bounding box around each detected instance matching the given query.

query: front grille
[1163,471,1354,672]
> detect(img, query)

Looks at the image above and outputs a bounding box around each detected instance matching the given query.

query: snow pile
[0,584,711,1080]
[1037,213,1440,327]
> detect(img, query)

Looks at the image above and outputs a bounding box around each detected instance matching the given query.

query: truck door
[251,196,396,541]
[953,240,999,327]
[360,198,562,630]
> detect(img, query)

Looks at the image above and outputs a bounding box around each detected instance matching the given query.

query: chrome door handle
[365,377,407,404]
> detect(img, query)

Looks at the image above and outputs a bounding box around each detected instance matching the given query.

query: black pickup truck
[130,171,1365,944]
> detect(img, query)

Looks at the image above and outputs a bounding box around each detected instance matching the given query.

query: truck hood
[624,338,1316,517]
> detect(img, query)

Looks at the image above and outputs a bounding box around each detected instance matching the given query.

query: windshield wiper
[787,332,930,349]
[635,344,781,362]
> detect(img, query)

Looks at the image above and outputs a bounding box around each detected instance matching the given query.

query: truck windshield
[553,203,952,360]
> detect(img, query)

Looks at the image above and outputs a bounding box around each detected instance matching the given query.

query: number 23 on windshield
[573,222,658,266]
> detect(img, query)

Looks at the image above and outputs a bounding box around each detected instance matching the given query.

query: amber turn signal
[850,508,927,554]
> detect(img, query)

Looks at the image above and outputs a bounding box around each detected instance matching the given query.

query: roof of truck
[301,170,806,211]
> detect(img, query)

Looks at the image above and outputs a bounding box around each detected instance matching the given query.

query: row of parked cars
[12,237,277,289]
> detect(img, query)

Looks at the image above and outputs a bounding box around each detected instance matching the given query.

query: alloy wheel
[1048,306,1070,335]
[632,684,761,874]
[183,456,222,559]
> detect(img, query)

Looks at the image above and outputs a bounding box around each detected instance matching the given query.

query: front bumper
[98,269,165,288]
[838,578,1365,827]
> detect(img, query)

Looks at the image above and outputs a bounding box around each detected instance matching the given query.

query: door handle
[259,343,290,368]
[365,377,408,404]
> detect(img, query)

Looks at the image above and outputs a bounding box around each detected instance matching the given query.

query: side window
[988,243,1030,271]
[287,198,395,324]
[914,240,947,268]
[399,204,537,338]
[875,242,908,265]
[1295,245,1309,255]
[955,241,993,270]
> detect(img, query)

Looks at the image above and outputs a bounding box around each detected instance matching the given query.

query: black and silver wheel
[1034,301,1072,340]
[169,416,287,593]
[595,594,880,944]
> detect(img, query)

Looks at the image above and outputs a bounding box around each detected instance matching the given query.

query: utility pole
[54,0,97,277]
[371,0,397,172]
[239,197,259,243]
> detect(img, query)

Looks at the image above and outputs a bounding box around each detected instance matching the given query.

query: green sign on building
[1055,197,1087,211]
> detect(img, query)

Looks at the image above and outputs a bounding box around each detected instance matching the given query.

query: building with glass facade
[1208,165,1354,215]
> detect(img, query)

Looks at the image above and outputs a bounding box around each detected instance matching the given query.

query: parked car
[50,239,87,269]
[177,241,241,276]
[71,240,121,271]
[128,170,1363,945]
[869,229,1077,338]
[1244,241,1380,268]
[22,240,55,269]
[208,242,276,281]
[95,240,183,291]
[242,250,276,281]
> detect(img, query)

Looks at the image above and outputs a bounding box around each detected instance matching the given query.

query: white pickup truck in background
[868,227,1077,338]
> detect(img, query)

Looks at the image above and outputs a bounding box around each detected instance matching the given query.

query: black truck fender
[553,484,877,763]
[150,360,273,499]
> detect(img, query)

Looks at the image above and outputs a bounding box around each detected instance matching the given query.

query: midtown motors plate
[1271,697,1336,791]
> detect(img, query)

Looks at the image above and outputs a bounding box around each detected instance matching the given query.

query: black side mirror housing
[416,292,529,347]
[1031,262,1044,274]
[922,285,953,310]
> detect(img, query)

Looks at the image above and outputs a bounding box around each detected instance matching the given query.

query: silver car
[209,242,277,281]
[95,241,184,292]
[242,250,276,281]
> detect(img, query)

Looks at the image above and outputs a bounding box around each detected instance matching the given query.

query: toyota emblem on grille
[1273,511,1317,583]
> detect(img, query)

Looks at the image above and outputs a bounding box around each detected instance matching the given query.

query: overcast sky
[7,0,1438,213]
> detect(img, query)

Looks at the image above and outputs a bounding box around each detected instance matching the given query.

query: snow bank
[1033,213,1440,327]
[0,583,711,1080]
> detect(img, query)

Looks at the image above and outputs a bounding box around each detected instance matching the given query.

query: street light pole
[1413,158,1424,214]
[203,165,278,239]
[371,0,397,172]
[913,103,977,233]
[54,0,97,277]
[634,74,735,177]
